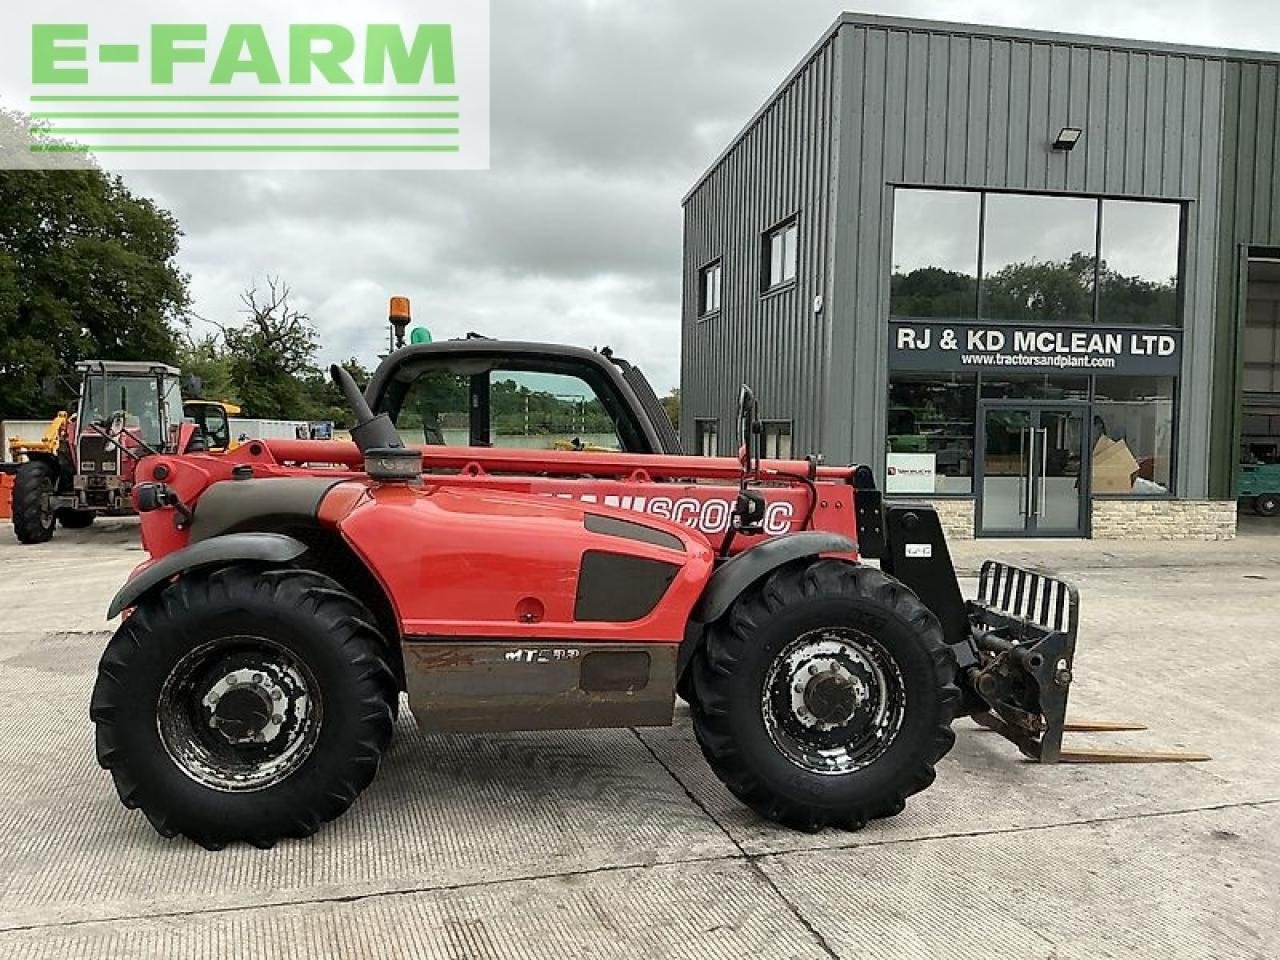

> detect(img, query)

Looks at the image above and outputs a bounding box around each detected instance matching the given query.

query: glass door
[979,404,1087,536]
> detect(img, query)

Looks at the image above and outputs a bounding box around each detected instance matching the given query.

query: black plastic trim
[107,532,307,619]
[691,531,856,625]
[575,551,679,622]
[584,514,685,552]
[187,477,347,543]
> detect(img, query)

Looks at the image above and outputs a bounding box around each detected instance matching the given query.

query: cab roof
[76,360,181,376]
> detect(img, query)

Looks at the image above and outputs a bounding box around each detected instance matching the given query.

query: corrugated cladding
[830,21,1225,495]
[1211,59,1280,497]
[679,32,840,456]
[683,14,1280,498]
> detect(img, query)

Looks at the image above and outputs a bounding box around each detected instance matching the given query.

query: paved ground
[0,516,1277,959]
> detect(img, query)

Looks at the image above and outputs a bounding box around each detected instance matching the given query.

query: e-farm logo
[2,2,490,170]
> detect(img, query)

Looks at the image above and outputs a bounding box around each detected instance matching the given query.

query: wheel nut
[272,714,283,724]
[272,689,283,701]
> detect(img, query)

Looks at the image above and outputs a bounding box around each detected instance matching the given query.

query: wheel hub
[157,637,321,793]
[204,669,289,745]
[802,669,865,726]
[762,628,906,776]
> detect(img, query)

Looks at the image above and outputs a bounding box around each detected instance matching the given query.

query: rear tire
[13,460,57,544]
[91,566,397,849]
[689,559,959,832]
[1255,494,1279,517]
[57,508,95,529]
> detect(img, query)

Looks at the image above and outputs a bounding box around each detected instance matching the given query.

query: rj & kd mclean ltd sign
[889,320,1182,377]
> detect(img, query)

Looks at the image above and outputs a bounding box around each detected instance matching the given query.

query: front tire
[689,560,959,832]
[91,566,397,849]
[12,460,57,544]
[1255,493,1279,517]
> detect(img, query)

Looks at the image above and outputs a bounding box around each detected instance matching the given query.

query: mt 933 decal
[550,491,797,536]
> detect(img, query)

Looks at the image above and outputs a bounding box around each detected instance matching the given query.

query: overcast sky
[125,0,1280,392]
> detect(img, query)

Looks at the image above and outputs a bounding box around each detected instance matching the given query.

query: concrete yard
[0,518,1277,959]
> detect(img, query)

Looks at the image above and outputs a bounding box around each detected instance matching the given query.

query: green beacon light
[409,326,432,345]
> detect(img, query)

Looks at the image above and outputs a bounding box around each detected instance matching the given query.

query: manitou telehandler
[91,303,1204,849]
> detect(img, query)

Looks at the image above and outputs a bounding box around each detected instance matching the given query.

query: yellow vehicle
[7,411,70,461]
[182,400,241,453]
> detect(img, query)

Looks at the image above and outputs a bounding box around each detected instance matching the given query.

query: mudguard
[691,531,856,625]
[676,531,855,689]
[107,532,307,619]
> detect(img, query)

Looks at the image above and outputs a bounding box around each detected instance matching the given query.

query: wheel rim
[157,636,322,793]
[35,479,54,530]
[761,627,906,776]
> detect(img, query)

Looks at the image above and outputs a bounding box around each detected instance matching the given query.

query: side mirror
[182,374,204,397]
[40,376,61,401]
[737,384,761,473]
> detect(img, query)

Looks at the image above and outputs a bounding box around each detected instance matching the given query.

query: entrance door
[979,404,1088,536]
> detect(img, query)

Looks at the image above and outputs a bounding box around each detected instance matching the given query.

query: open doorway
[1239,252,1280,522]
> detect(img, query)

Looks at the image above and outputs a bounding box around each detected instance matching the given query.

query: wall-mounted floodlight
[1052,126,1083,151]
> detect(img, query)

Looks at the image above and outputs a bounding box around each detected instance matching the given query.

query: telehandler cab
[91,308,1202,849]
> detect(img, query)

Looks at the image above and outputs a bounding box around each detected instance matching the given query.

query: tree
[217,279,318,419]
[982,252,1097,323]
[890,266,977,319]
[661,387,680,430]
[175,332,236,402]
[302,357,372,426]
[0,109,191,417]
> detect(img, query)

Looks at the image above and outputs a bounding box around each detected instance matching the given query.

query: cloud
[122,0,1280,392]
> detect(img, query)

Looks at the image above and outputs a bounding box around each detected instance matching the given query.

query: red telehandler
[90,308,1203,849]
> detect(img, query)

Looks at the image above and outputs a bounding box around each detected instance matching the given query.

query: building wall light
[1053,127,1083,151]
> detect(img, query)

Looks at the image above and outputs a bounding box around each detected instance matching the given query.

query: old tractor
[8,363,248,543]
[11,361,193,543]
[90,304,1204,849]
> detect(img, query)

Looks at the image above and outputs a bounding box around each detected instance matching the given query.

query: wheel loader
[91,301,1204,849]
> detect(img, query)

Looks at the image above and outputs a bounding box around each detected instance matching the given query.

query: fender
[107,532,307,619]
[676,531,856,686]
[690,531,857,626]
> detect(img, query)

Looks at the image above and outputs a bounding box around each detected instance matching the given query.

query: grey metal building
[681,13,1280,539]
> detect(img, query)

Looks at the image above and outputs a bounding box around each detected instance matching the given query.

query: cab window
[396,368,624,451]
[202,406,230,449]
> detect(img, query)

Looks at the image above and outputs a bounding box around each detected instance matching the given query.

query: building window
[698,260,722,318]
[890,190,980,319]
[695,418,719,457]
[887,374,977,495]
[982,194,1097,325]
[980,374,1089,402]
[761,420,792,459]
[1098,201,1181,326]
[1092,377,1175,494]
[762,217,798,291]
[888,189,1184,327]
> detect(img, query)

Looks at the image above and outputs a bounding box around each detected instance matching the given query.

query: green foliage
[0,109,190,417]
[217,278,318,420]
[890,252,1177,326]
[490,376,613,436]
[890,266,977,319]
[176,332,236,402]
[181,280,368,425]
[661,387,680,430]
[983,252,1097,324]
[301,357,372,426]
